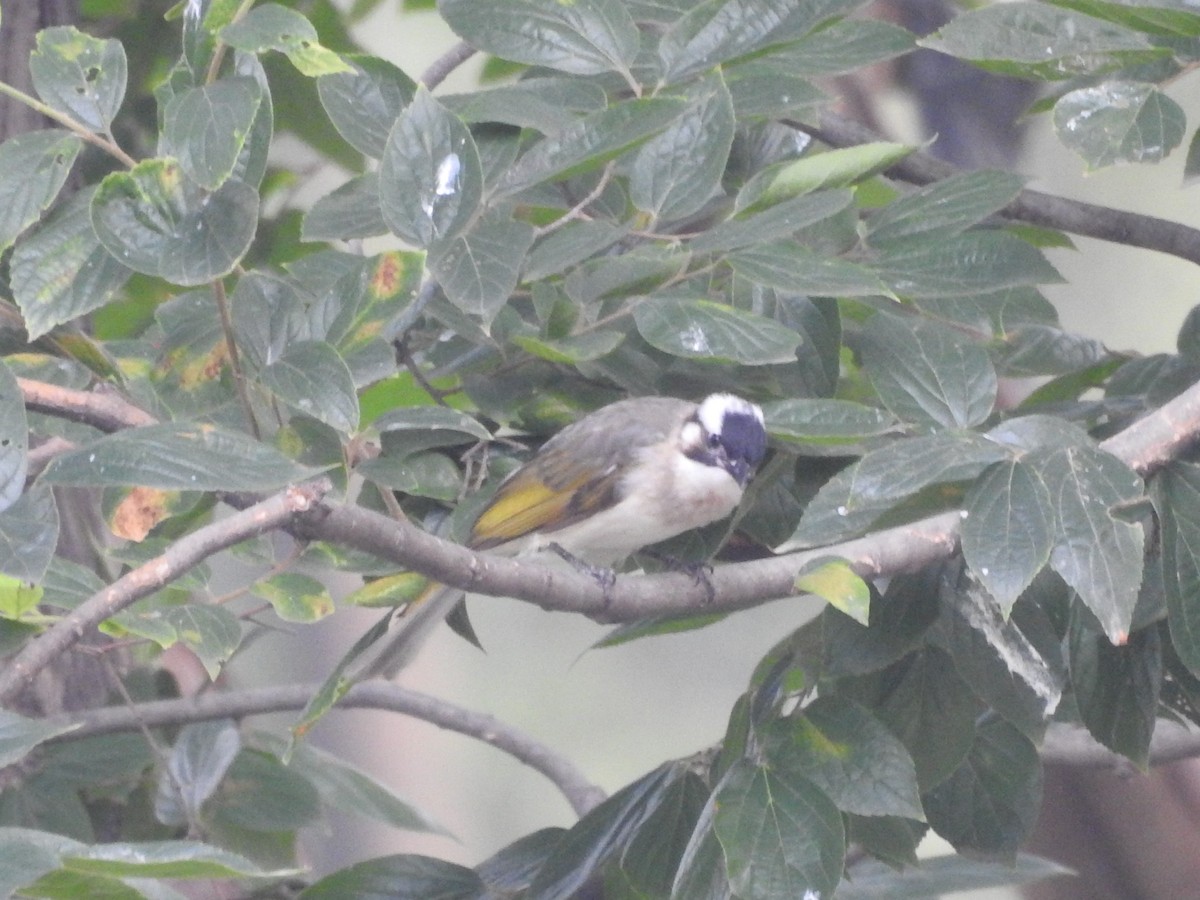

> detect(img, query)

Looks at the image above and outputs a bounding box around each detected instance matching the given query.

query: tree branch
[420,40,476,90]
[0,482,331,706]
[53,682,606,817]
[19,378,156,432]
[799,112,1200,269]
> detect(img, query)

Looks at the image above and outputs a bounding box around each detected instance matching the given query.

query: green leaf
[1156,462,1200,675]
[920,2,1164,79]
[633,296,802,365]
[834,853,1074,899]
[379,86,484,253]
[498,97,687,196]
[0,485,60,584]
[303,172,389,241]
[62,840,287,879]
[262,340,360,433]
[846,432,1010,506]
[860,314,999,430]
[629,71,735,221]
[1033,445,1144,644]
[155,719,241,827]
[375,405,491,457]
[738,142,912,211]
[29,27,127,132]
[762,398,898,446]
[764,17,915,76]
[11,187,132,341]
[689,189,854,254]
[0,130,82,253]
[1054,81,1185,168]
[872,232,1063,299]
[923,719,1042,861]
[0,360,27,513]
[962,460,1055,612]
[219,3,352,76]
[41,422,317,491]
[868,171,1026,246]
[712,758,845,900]
[318,55,415,158]
[724,61,826,119]
[430,207,536,325]
[0,574,42,621]
[794,558,870,625]
[1070,619,1160,766]
[729,242,889,298]
[513,330,625,364]
[164,604,242,680]
[213,749,320,831]
[251,573,334,623]
[444,77,607,133]
[440,0,639,77]
[91,158,259,286]
[766,698,924,820]
[0,711,78,769]
[301,854,482,899]
[163,77,263,190]
[617,771,708,896]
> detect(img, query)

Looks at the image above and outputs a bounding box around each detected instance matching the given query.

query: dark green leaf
[155,720,241,827]
[835,852,1074,899]
[91,159,258,286]
[820,571,942,678]
[440,0,639,77]
[165,603,243,679]
[847,432,1010,505]
[1033,445,1144,643]
[846,815,924,871]
[1054,81,1185,168]
[11,187,132,341]
[61,840,284,879]
[375,406,490,457]
[689,189,854,253]
[1000,325,1110,378]
[300,854,482,899]
[163,77,263,190]
[915,287,1059,336]
[1156,462,1200,675]
[962,460,1055,612]
[30,27,127,132]
[445,78,608,133]
[868,171,1026,246]
[712,758,845,900]
[0,130,82,253]
[629,72,735,221]
[514,330,625,364]
[0,711,78,769]
[41,422,317,491]
[0,828,78,897]
[0,484,59,584]
[729,242,888,297]
[0,360,26,513]
[873,232,1063,299]
[303,172,389,241]
[762,399,897,446]
[765,698,924,819]
[478,828,564,897]
[219,3,352,76]
[213,749,320,831]
[430,207,536,325]
[724,61,826,119]
[318,55,416,158]
[920,3,1164,79]
[633,296,802,365]
[1070,619,1161,766]
[764,17,915,76]
[262,340,360,433]
[923,719,1042,861]
[860,314,999,430]
[379,86,483,253]
[498,98,687,196]
[617,771,708,896]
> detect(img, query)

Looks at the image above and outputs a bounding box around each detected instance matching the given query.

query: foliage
[1,0,1200,896]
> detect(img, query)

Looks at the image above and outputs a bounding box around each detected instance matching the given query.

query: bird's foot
[644,551,716,604]
[547,542,617,605]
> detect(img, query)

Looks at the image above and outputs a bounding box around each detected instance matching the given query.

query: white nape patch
[697,393,763,437]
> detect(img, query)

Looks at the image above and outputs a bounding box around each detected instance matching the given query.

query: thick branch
[0,482,330,705]
[53,682,605,816]
[19,378,156,432]
[800,112,1200,269]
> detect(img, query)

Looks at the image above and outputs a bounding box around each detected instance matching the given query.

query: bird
[353,392,768,679]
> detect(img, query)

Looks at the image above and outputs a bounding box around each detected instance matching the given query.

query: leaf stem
[211,279,260,440]
[0,80,137,168]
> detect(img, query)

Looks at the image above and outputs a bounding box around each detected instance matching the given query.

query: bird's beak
[726,459,752,487]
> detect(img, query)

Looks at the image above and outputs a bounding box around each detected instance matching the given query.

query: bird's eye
[708,432,722,448]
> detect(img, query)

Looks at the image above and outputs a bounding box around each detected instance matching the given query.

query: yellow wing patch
[469,465,622,550]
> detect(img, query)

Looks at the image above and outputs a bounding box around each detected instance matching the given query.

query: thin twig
[0,481,331,705]
[420,40,477,90]
[0,81,138,168]
[53,681,606,816]
[211,279,260,440]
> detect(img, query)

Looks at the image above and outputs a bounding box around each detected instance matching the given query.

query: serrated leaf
[848,432,1010,507]
[156,720,241,826]
[318,55,415,158]
[629,71,735,221]
[689,189,853,253]
[0,130,82,252]
[165,604,242,679]
[302,854,481,899]
[30,27,127,133]
[723,60,826,119]
[860,314,999,430]
[962,460,1055,612]
[430,207,536,325]
[767,698,924,819]
[729,242,889,297]
[794,558,870,625]
[762,398,897,446]
[498,97,687,196]
[440,0,639,77]
[712,758,845,900]
[303,172,389,241]
[921,3,1164,79]
[0,484,59,584]
[379,86,483,253]
[873,231,1063,299]
[0,711,77,769]
[1033,445,1144,644]
[633,296,802,364]
[1156,462,1200,675]
[262,340,360,433]
[923,719,1042,860]
[91,159,258,286]
[219,3,352,76]
[1054,80,1185,168]
[163,77,263,190]
[252,572,334,622]
[41,422,316,491]
[868,170,1026,246]
[11,187,132,341]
